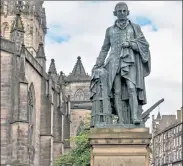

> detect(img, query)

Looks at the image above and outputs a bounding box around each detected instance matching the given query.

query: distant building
[64,56,92,147]
[152,107,183,166]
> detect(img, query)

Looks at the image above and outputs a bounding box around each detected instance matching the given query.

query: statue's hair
[113,2,129,16]
[114,2,128,10]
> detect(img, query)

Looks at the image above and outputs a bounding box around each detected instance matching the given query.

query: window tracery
[74,89,84,101]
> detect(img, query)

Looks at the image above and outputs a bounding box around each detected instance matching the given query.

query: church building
[1,1,72,166]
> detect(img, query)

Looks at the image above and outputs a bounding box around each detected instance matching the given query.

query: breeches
[113,73,136,98]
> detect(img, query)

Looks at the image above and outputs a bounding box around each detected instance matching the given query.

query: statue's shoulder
[105,25,115,35]
[106,25,113,32]
[108,25,114,29]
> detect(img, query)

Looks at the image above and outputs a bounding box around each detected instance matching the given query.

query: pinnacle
[156,111,161,119]
[48,59,57,74]
[36,43,46,59]
[11,5,24,32]
[71,56,86,76]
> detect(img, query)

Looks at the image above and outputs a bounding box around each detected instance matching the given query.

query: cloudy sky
[43,1,182,129]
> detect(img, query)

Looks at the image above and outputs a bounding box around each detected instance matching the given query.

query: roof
[154,120,182,137]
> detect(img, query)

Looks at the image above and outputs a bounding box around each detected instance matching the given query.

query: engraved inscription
[94,156,145,166]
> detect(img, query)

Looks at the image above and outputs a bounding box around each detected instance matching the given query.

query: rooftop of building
[154,120,182,137]
[153,107,183,137]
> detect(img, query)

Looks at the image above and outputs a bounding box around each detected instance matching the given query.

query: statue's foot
[133,118,141,125]
[118,122,125,125]
[117,117,125,124]
[118,120,125,124]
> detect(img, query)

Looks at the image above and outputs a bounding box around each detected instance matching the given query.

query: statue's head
[113,2,130,20]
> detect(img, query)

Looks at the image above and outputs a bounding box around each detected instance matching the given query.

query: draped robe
[95,20,151,106]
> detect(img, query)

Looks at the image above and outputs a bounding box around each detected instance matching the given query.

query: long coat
[96,20,151,105]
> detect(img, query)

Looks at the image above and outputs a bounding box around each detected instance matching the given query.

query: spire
[48,59,57,74]
[156,112,161,119]
[71,56,86,76]
[65,56,90,82]
[36,43,46,59]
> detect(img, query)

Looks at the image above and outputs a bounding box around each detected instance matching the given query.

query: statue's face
[115,5,129,20]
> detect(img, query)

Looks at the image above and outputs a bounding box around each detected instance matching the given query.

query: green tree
[54,116,91,166]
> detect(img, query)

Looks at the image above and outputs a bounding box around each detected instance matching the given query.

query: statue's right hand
[121,41,130,48]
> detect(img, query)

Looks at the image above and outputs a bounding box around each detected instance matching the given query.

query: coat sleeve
[96,27,111,66]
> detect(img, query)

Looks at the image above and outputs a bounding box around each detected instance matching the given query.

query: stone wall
[1,50,13,165]
[65,82,90,102]
[11,122,30,165]
[40,136,52,166]
[25,60,42,166]
[70,109,90,148]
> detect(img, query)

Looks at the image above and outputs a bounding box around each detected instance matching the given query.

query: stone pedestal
[89,128,152,166]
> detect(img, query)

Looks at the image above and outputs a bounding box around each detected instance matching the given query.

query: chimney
[177,108,183,122]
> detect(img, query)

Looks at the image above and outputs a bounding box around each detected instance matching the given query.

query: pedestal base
[89,128,152,166]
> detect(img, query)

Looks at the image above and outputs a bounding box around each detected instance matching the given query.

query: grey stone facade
[152,108,183,166]
[1,1,71,166]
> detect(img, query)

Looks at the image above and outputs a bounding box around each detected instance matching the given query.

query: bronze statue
[90,2,151,127]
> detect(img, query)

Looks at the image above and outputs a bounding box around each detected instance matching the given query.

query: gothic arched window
[28,83,35,145]
[74,89,84,101]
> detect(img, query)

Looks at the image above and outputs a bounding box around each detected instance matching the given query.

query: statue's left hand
[121,41,130,48]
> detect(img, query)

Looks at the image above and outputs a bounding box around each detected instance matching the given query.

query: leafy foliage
[54,116,91,166]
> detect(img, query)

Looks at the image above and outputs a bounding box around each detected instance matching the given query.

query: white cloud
[43,1,182,129]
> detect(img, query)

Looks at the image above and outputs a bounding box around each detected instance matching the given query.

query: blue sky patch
[131,16,158,32]
[46,24,70,43]
[47,35,70,43]
[135,16,152,26]
[90,1,101,3]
